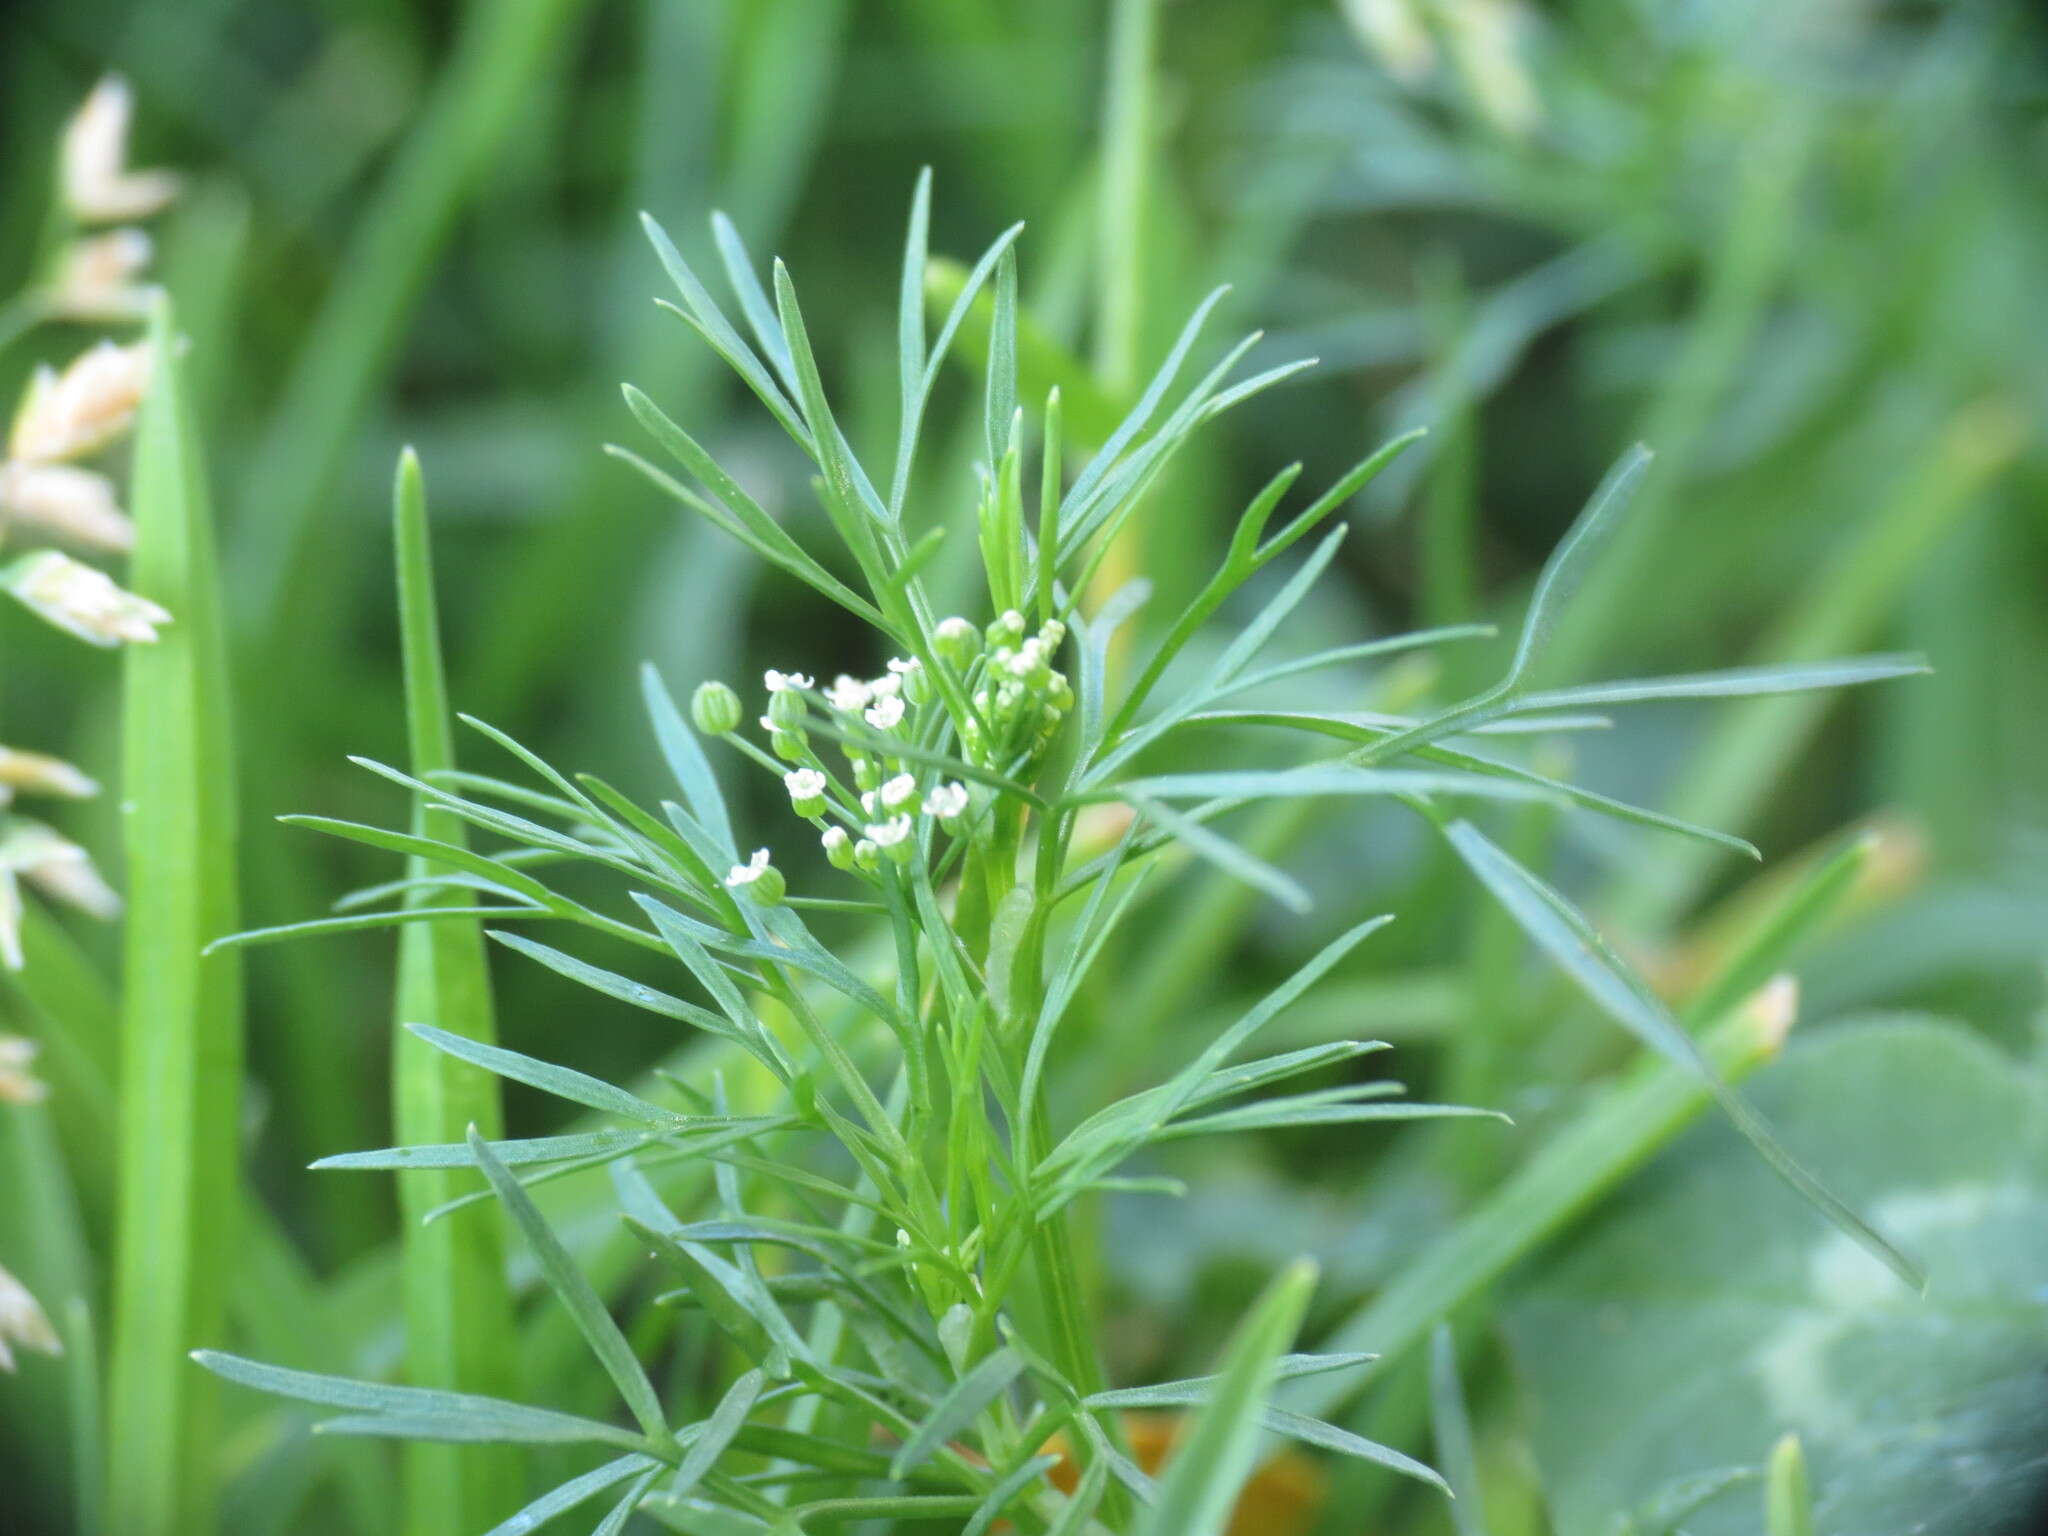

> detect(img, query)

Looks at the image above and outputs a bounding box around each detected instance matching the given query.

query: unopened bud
[689,679,742,735]
[766,685,808,730]
[821,825,856,870]
[934,616,979,667]
[985,609,1026,648]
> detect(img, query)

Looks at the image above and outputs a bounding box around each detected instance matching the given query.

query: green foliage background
[2,1,2044,1533]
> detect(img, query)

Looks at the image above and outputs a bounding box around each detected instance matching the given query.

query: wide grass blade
[1134,1258,1318,1536]
[106,296,245,1536]
[387,449,522,1532]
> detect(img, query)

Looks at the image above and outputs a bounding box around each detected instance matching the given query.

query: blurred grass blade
[107,296,245,1536]
[1429,1325,1489,1536]
[1764,1433,1816,1536]
[390,450,521,1532]
[234,0,596,627]
[1443,819,1921,1289]
[1134,1258,1318,1536]
[1298,980,1795,1418]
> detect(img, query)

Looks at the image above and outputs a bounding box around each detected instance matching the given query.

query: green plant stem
[1095,0,1158,398]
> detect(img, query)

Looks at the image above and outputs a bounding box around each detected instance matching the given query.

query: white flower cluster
[738,657,979,879]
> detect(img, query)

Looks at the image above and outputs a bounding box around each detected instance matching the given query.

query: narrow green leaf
[482,1455,658,1536]
[468,1130,670,1439]
[405,1024,680,1125]
[1443,819,1921,1291]
[108,296,245,1536]
[890,1347,1025,1479]
[1509,654,1929,712]
[1764,1433,1816,1536]
[192,1352,646,1450]
[670,1369,764,1501]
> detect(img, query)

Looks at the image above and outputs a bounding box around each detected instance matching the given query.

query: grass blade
[389,449,521,1533]
[1134,1258,1318,1536]
[106,297,245,1536]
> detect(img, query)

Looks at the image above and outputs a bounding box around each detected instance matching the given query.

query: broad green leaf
[1503,1022,2048,1536]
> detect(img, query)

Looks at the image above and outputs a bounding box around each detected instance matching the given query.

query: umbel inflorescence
[196,178,1923,1533]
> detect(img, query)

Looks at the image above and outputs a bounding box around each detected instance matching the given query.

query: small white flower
[860,790,878,816]
[758,715,779,733]
[783,768,827,816]
[826,674,872,710]
[61,75,181,225]
[724,848,772,888]
[46,228,155,323]
[0,1036,47,1106]
[925,782,970,820]
[864,694,906,731]
[868,672,902,700]
[865,815,913,848]
[0,872,18,972]
[9,340,155,465]
[1003,642,1040,679]
[878,773,918,812]
[0,1261,62,1371]
[764,669,813,693]
[6,550,169,646]
[0,461,133,553]
[887,656,922,676]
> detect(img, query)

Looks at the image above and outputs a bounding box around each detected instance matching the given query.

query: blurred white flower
[764,669,813,692]
[724,848,772,888]
[826,675,871,711]
[0,461,133,553]
[865,815,913,848]
[925,782,969,821]
[0,1036,47,1107]
[5,550,168,646]
[864,694,905,731]
[61,75,181,224]
[0,820,121,920]
[877,773,918,812]
[46,228,155,323]
[0,871,18,971]
[0,1261,61,1370]
[0,746,99,800]
[9,340,155,465]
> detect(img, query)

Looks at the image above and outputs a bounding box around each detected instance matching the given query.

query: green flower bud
[822,825,856,870]
[853,837,881,872]
[985,608,1026,649]
[851,755,880,791]
[767,685,808,729]
[934,615,980,667]
[770,728,808,762]
[690,679,743,735]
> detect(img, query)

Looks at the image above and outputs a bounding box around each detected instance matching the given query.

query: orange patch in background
[1043,1410,1327,1535]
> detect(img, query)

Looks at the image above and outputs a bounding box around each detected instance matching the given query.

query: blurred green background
[3,1,2045,1533]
